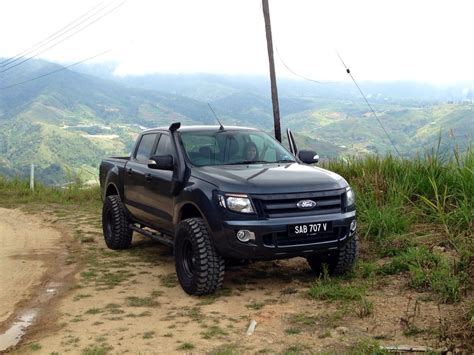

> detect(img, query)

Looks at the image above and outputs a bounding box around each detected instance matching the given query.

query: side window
[135,134,158,162]
[153,134,174,156]
[154,134,174,156]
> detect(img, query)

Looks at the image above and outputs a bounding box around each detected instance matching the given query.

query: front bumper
[212,211,356,260]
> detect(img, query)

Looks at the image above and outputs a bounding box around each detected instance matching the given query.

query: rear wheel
[307,235,358,275]
[175,218,225,295]
[102,195,132,250]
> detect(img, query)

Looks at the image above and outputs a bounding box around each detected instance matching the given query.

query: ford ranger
[99,123,357,295]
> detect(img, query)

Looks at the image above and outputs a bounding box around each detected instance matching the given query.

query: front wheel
[175,218,225,295]
[102,195,132,250]
[307,235,358,275]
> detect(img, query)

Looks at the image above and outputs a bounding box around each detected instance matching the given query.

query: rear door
[123,132,160,223]
[145,133,175,232]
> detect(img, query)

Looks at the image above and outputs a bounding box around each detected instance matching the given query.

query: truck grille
[262,227,347,247]
[252,188,345,218]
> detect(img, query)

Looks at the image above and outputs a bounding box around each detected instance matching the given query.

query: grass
[245,301,266,310]
[200,325,228,339]
[125,296,159,307]
[142,331,155,339]
[85,308,103,315]
[81,345,111,355]
[284,327,301,335]
[0,176,101,207]
[346,339,388,355]
[29,343,42,351]
[355,297,374,318]
[378,246,464,303]
[308,276,366,302]
[177,342,195,350]
[209,343,240,355]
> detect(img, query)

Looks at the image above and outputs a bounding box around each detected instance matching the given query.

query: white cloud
[1,0,473,83]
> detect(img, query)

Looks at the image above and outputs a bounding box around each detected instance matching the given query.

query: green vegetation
[29,343,42,351]
[125,296,159,308]
[323,146,473,304]
[0,175,100,207]
[177,342,195,350]
[0,58,472,184]
[346,339,388,355]
[309,277,366,302]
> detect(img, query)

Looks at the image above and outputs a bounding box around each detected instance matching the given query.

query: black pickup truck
[100,123,357,295]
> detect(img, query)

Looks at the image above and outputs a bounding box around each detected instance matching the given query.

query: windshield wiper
[275,159,295,163]
[225,160,272,165]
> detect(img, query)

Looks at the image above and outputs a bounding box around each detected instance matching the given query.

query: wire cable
[0,49,112,91]
[0,0,113,67]
[0,1,125,73]
[335,50,402,157]
[275,47,340,85]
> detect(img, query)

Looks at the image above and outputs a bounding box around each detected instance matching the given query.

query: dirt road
[0,206,459,354]
[0,208,64,324]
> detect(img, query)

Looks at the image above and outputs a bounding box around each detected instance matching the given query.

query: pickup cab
[99,123,357,295]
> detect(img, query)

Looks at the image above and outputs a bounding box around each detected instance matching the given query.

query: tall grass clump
[0,175,101,206]
[325,145,473,240]
[324,145,473,304]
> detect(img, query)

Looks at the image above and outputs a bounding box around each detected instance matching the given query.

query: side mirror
[298,150,319,164]
[148,155,174,170]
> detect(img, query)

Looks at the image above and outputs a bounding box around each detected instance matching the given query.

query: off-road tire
[102,195,133,250]
[175,218,225,295]
[307,234,358,276]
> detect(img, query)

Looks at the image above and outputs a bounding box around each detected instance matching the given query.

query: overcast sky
[1,0,473,83]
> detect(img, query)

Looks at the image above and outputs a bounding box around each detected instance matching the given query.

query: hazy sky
[1,0,473,83]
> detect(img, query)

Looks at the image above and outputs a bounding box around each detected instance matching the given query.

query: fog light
[350,220,357,232]
[236,230,255,243]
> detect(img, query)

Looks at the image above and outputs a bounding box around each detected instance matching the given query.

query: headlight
[345,187,355,207]
[217,193,255,214]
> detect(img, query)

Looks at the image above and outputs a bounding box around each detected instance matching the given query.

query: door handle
[127,168,133,175]
[145,173,152,182]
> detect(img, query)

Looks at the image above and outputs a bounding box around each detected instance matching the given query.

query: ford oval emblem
[296,200,317,209]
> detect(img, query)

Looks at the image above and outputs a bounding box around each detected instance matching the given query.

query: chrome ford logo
[296,200,317,209]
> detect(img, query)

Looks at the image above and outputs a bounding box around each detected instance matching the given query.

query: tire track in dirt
[0,207,77,352]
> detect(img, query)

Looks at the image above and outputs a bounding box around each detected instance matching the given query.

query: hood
[191,162,348,194]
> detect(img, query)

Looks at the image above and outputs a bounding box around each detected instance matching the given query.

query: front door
[123,133,160,223]
[146,133,175,232]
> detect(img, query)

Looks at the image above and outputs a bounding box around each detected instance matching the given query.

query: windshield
[179,130,296,167]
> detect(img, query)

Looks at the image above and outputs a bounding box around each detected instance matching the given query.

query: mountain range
[0,58,472,184]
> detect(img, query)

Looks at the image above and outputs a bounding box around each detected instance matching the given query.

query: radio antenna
[207,103,224,130]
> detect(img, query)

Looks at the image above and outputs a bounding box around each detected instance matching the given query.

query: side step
[129,224,174,247]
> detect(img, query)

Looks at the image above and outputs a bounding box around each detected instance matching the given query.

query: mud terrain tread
[102,195,132,250]
[307,235,358,275]
[175,218,225,295]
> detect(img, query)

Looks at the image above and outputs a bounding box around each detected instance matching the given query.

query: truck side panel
[100,158,128,201]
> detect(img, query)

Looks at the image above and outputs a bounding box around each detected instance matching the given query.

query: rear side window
[154,134,174,156]
[135,134,158,162]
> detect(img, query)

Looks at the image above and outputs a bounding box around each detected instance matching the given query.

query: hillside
[0,59,473,184]
[0,60,217,183]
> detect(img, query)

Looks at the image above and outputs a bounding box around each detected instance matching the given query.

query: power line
[275,47,340,85]
[0,0,125,73]
[0,49,112,91]
[0,0,113,68]
[335,50,402,158]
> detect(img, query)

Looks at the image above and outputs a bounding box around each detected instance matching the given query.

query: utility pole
[262,0,281,142]
[30,164,35,191]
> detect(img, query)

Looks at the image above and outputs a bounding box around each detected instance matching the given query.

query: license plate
[288,222,333,237]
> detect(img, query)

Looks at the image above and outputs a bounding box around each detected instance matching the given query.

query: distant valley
[0,59,472,184]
